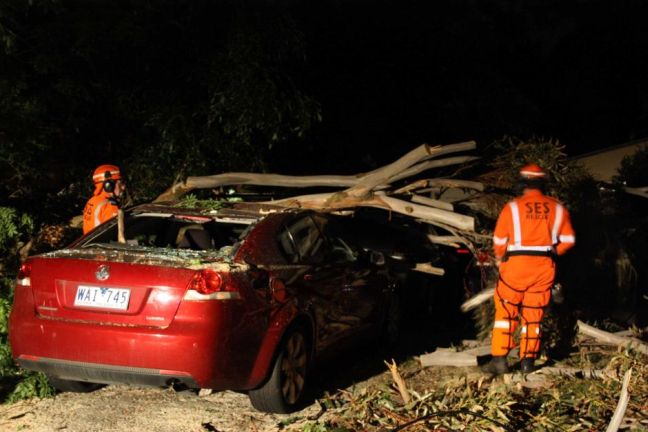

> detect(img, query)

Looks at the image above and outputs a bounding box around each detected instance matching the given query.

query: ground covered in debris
[1,332,647,432]
[5,306,643,431]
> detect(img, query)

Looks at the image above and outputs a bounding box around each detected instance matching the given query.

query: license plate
[74,285,131,310]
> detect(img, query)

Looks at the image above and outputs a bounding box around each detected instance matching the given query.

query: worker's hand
[495,258,501,268]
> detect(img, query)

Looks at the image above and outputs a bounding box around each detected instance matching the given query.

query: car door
[278,214,350,349]
[318,216,388,331]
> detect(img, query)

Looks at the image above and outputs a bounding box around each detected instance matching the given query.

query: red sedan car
[9,202,398,413]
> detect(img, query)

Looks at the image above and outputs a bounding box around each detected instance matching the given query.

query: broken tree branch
[605,368,633,432]
[419,178,485,193]
[461,287,495,312]
[577,321,648,355]
[389,155,480,184]
[624,186,648,199]
[265,193,475,231]
[154,143,479,203]
[385,359,411,404]
[534,367,611,380]
[412,263,445,276]
[344,143,435,199]
[154,172,365,203]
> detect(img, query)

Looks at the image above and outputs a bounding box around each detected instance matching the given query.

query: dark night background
[294,0,648,170]
[2,0,648,212]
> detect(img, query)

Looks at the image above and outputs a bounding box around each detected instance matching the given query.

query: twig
[307,400,328,421]
[384,359,410,404]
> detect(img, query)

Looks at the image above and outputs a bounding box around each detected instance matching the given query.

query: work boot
[482,356,509,375]
[520,358,535,373]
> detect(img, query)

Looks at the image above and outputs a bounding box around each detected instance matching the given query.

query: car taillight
[184,269,240,301]
[456,248,471,255]
[17,263,31,286]
[190,269,223,294]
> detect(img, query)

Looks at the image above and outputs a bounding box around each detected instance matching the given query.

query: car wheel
[47,376,104,393]
[248,328,309,413]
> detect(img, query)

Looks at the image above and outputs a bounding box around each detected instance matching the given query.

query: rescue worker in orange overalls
[483,163,576,374]
[82,164,126,234]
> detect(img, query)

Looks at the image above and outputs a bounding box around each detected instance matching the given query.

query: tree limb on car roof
[154,141,487,238]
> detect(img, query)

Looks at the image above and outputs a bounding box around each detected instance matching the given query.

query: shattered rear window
[80,213,253,257]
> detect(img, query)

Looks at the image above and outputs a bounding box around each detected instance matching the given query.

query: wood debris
[418,348,478,367]
[577,320,648,355]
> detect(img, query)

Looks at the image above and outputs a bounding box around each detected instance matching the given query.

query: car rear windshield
[80,213,252,256]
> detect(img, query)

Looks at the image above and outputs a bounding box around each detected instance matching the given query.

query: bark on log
[577,321,648,355]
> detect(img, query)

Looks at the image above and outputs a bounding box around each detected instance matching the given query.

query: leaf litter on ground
[286,342,648,432]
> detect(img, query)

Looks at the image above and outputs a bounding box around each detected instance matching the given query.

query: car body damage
[9,201,399,413]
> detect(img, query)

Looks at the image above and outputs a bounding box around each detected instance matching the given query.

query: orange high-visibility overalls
[82,192,119,234]
[491,189,575,359]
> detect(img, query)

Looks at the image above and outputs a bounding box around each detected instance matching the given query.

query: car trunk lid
[29,248,229,328]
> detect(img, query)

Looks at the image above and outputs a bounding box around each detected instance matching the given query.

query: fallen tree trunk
[154,141,477,203]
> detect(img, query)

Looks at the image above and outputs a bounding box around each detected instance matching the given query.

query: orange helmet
[92,164,121,184]
[519,163,546,179]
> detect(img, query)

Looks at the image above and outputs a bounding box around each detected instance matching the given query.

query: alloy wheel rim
[281,332,307,405]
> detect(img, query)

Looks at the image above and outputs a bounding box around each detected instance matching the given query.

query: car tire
[47,376,104,393]
[248,327,309,413]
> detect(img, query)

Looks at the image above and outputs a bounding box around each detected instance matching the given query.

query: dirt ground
[0,384,323,432]
[0,344,477,432]
[0,361,410,432]
[0,360,478,432]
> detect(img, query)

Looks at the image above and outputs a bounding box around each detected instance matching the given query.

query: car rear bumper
[9,300,267,390]
[16,355,199,388]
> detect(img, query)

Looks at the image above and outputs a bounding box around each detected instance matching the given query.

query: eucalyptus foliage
[0,207,53,401]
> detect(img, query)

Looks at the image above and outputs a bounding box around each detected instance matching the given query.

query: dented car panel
[9,202,395,405]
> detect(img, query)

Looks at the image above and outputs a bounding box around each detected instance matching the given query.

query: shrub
[0,206,54,401]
